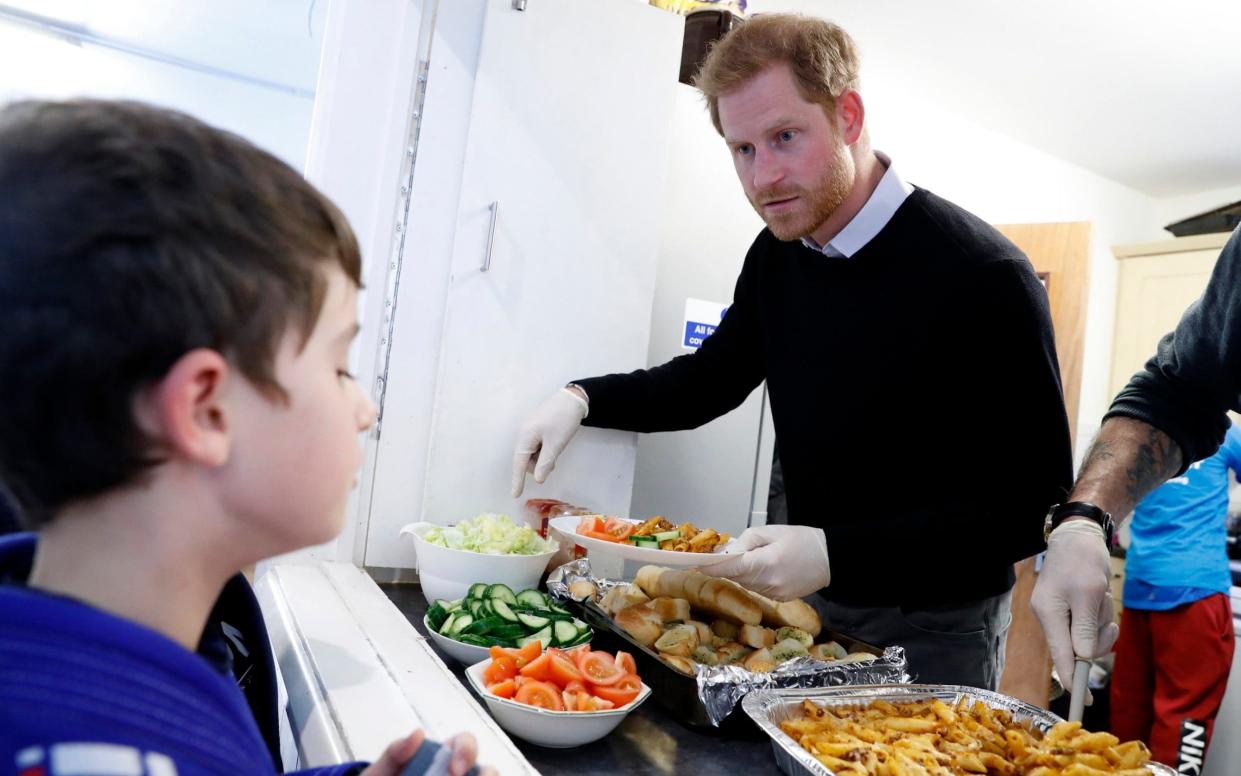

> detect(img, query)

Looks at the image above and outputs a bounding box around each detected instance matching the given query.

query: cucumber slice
[467,583,489,599]
[515,589,549,610]
[457,634,491,646]
[492,599,520,623]
[468,599,484,617]
[517,612,551,629]
[436,598,463,612]
[552,619,579,646]
[562,631,592,648]
[426,603,449,631]
[517,625,553,650]
[651,530,681,542]
[463,616,506,636]
[548,603,571,615]
[447,613,473,635]
[439,613,458,635]
[488,623,528,640]
[487,584,518,605]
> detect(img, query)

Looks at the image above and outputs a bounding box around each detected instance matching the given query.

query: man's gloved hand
[1031,519,1120,700]
[700,524,830,600]
[511,387,589,498]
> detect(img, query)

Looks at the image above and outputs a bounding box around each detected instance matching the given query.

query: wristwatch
[1044,501,1114,545]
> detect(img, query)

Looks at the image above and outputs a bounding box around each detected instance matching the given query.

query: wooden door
[994,222,1092,449]
[992,221,1092,708]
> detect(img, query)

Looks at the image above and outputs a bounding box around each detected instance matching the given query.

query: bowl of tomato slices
[464,643,651,748]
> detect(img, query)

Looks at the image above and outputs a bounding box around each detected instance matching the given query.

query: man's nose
[751,148,784,192]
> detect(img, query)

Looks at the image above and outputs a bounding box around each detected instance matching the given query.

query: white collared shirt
[800,151,914,258]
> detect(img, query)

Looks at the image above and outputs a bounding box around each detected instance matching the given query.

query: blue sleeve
[288,764,366,775]
[1223,423,1241,473]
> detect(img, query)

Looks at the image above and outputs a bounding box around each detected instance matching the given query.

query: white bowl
[463,659,651,748]
[399,521,558,604]
[423,614,491,665]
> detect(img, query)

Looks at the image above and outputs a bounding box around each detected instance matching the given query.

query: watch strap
[1050,501,1114,544]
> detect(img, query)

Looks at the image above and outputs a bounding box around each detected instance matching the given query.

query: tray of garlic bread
[548,560,908,728]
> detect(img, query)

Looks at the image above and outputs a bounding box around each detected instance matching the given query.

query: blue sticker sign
[682,298,729,350]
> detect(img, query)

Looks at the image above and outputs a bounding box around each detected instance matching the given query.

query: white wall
[0,7,322,170]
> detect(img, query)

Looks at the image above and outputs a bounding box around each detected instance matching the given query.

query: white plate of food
[547,514,737,567]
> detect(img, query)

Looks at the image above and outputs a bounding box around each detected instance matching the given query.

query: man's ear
[143,349,233,467]
[835,89,865,146]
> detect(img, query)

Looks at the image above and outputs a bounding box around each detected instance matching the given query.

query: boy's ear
[143,349,233,467]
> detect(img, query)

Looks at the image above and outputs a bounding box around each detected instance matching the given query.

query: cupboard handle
[481,200,499,272]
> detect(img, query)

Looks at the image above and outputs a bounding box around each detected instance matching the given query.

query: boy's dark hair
[0,99,362,526]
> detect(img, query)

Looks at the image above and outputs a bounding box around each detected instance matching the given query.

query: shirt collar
[800,151,914,258]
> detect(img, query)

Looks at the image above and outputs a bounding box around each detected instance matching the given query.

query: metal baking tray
[742,684,1176,776]
[562,594,894,732]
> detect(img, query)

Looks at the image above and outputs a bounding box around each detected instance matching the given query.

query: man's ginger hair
[694,13,861,135]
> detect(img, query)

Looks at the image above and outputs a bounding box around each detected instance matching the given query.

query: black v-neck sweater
[578,187,1073,607]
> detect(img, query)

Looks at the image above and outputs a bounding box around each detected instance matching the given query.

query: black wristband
[1046,501,1115,546]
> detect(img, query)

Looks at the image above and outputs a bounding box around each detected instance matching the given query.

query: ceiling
[3,0,1238,200]
[751,0,1241,198]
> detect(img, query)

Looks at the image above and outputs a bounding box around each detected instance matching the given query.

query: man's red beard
[750,139,853,242]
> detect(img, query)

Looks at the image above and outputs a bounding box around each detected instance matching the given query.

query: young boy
[0,100,492,776]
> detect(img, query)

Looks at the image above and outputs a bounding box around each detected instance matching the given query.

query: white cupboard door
[421,0,682,523]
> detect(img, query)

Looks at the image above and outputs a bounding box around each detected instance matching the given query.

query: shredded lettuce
[422,513,555,555]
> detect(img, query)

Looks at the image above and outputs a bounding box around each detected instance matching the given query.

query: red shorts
[1109,592,1235,769]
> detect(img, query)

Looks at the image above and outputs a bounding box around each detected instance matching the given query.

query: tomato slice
[518,651,554,682]
[548,650,585,687]
[561,689,578,712]
[614,651,637,676]
[514,679,564,711]
[580,529,622,543]
[591,672,641,707]
[579,694,616,712]
[603,517,635,541]
[506,641,541,669]
[578,650,625,686]
[563,679,588,695]
[483,654,518,686]
[576,515,605,535]
[488,679,517,699]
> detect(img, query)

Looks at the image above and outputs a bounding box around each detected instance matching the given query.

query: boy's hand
[361,730,495,776]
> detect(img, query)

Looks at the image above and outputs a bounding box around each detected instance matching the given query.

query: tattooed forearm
[1125,424,1180,505]
[1069,417,1182,518]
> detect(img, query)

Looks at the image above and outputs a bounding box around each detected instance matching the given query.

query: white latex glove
[511,387,589,498]
[701,524,830,600]
[1031,519,1120,701]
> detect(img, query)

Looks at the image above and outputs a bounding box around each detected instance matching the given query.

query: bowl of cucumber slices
[424,583,593,665]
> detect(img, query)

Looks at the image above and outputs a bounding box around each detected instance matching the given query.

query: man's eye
[735,144,753,157]
[337,369,355,381]
[778,130,796,143]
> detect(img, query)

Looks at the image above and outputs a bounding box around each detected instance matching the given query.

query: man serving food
[512,14,1072,689]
